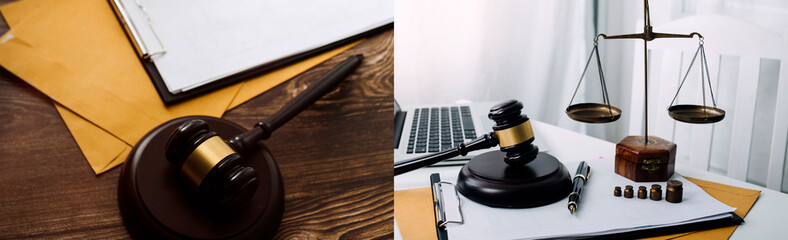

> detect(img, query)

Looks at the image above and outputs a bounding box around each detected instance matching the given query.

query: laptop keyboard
[406,106,477,154]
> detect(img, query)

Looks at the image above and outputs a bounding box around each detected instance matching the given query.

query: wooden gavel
[164,55,363,209]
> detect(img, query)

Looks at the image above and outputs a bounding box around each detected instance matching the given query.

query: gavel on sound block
[395,100,572,208]
[164,54,364,209]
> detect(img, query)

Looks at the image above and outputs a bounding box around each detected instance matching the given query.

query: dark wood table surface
[0,7,393,239]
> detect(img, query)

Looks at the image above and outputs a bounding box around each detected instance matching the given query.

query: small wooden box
[615,136,676,182]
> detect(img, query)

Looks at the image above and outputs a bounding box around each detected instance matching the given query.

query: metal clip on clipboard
[430,173,464,231]
[110,0,167,60]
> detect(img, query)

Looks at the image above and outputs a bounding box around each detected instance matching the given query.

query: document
[440,160,736,239]
[117,0,393,94]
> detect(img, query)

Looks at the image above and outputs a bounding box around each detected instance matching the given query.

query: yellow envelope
[53,103,130,173]
[0,0,45,26]
[0,0,359,174]
[641,177,761,240]
[2,0,131,174]
[394,177,760,240]
[394,187,439,240]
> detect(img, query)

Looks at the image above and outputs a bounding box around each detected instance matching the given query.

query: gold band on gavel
[494,120,534,148]
[182,136,236,187]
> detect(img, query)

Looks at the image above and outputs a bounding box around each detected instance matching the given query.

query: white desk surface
[395,120,788,239]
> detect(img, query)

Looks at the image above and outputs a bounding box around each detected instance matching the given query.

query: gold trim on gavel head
[494,120,534,148]
[182,136,236,187]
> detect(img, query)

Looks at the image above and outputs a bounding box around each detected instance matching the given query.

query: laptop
[395,99,549,167]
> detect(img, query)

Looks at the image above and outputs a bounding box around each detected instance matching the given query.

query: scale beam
[653,32,702,39]
[595,32,703,42]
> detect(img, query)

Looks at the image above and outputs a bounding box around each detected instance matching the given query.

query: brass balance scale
[565,0,725,182]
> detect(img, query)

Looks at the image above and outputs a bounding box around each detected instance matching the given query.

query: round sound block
[118,116,284,239]
[457,151,572,208]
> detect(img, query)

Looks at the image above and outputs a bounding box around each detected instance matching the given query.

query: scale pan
[566,103,622,123]
[668,105,725,123]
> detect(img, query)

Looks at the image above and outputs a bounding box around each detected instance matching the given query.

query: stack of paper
[0,0,359,174]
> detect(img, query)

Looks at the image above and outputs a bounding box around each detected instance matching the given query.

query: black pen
[568,161,590,214]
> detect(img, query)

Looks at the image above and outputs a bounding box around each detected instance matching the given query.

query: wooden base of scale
[615,136,676,182]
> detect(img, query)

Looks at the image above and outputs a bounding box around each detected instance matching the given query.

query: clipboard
[107,0,393,105]
[430,173,462,240]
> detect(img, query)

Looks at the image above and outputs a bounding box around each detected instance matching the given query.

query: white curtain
[394,0,591,133]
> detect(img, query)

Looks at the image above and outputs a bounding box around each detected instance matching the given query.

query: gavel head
[165,119,259,210]
[488,100,539,166]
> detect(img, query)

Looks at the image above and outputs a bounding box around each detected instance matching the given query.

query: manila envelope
[394,177,760,240]
[0,0,359,173]
[640,177,761,240]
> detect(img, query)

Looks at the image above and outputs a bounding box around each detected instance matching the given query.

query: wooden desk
[0,13,393,238]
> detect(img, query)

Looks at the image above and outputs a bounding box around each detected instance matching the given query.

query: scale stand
[565,0,725,182]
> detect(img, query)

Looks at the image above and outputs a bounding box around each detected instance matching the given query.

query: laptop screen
[393,99,405,149]
[394,99,401,115]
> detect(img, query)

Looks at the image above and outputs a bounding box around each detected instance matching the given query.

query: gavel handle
[394,133,498,176]
[229,54,363,153]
